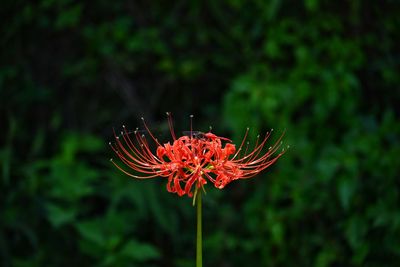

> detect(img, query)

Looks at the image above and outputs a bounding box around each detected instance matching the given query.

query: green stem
[196,189,202,267]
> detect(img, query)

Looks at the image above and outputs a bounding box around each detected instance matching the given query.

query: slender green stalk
[196,189,202,267]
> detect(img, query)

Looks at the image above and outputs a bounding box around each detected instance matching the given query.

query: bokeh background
[1,1,400,266]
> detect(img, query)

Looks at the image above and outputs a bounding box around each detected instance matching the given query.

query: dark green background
[1,0,399,266]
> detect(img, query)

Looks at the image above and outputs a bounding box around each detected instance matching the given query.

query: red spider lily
[110,113,286,197]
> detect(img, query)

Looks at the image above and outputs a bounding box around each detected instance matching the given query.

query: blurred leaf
[120,240,160,262]
[46,203,76,227]
[55,4,82,30]
[76,220,105,247]
[338,178,356,210]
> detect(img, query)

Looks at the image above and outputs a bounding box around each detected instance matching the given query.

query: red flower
[110,113,286,197]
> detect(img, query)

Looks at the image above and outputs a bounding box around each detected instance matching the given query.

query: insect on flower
[182,131,206,140]
[110,113,287,198]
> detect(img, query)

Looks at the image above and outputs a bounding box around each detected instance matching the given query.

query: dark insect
[182,131,206,139]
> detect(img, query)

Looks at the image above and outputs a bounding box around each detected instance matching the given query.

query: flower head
[110,113,286,197]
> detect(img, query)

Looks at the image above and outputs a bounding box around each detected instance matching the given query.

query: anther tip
[166,112,170,116]
[190,114,194,118]
[141,117,144,121]
[122,125,126,128]
[108,142,111,145]
[110,158,113,161]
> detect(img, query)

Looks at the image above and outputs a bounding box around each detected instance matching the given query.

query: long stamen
[110,159,161,179]
[141,117,162,147]
[190,114,194,140]
[166,112,177,141]
[231,127,249,160]
[120,127,159,164]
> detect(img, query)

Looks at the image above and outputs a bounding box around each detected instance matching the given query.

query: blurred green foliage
[1,0,399,266]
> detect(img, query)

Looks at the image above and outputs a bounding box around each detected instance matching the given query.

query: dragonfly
[182,131,206,139]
